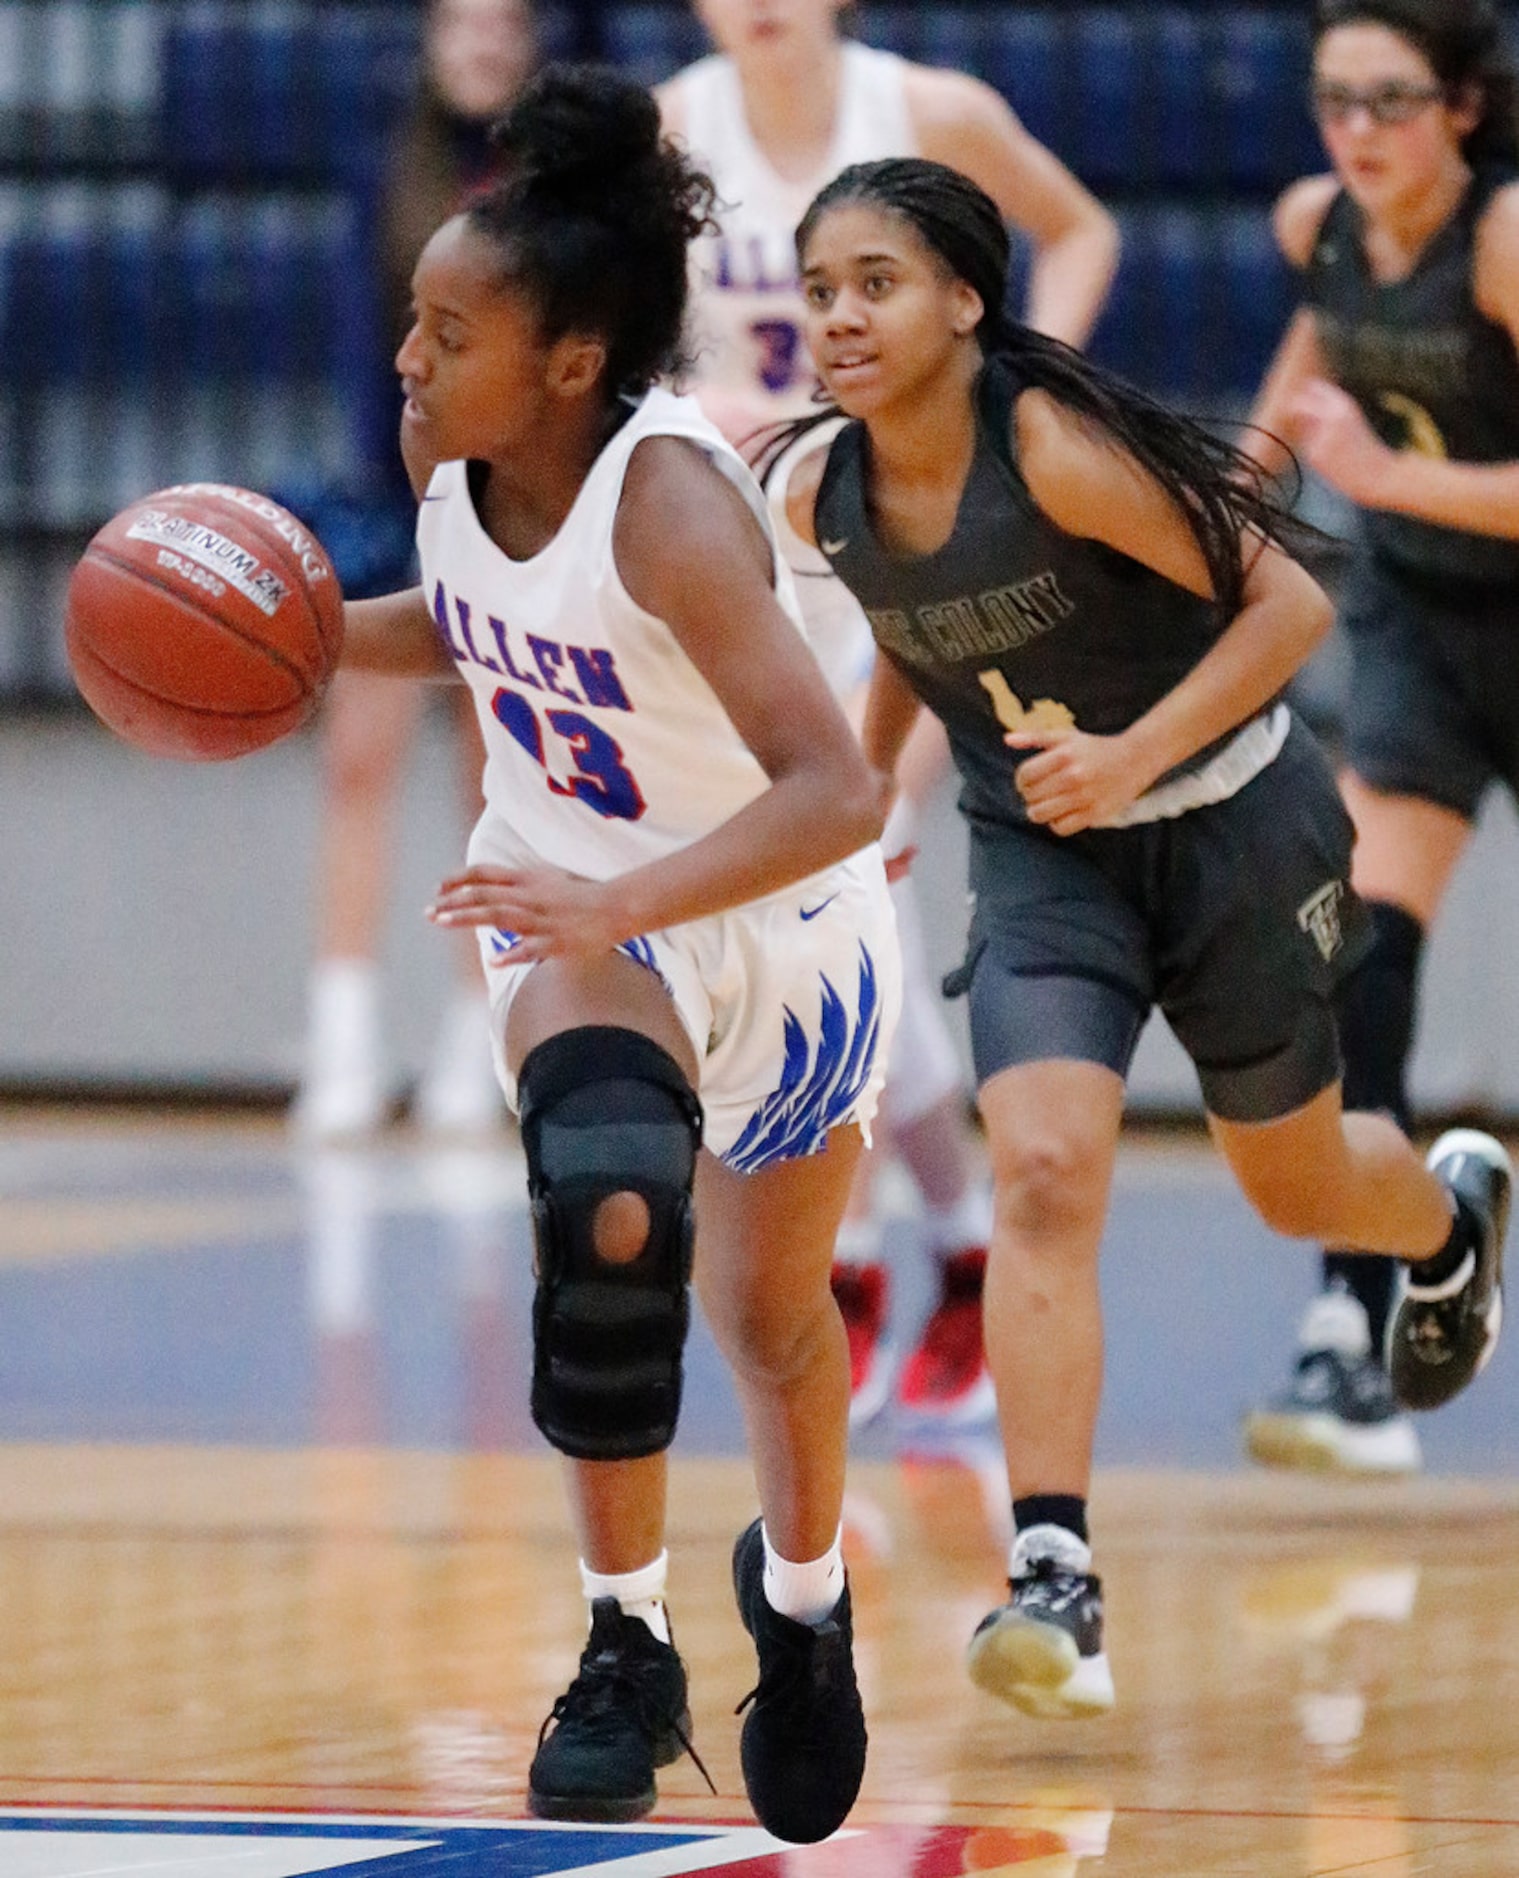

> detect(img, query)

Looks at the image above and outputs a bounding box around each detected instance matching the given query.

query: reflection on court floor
[0,1114,1517,1875]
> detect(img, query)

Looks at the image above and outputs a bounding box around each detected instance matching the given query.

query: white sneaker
[967,1526,1115,1720]
[1244,1287,1421,1475]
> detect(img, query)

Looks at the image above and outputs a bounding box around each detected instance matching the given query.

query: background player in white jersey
[333,66,899,1843]
[658,0,1120,1425]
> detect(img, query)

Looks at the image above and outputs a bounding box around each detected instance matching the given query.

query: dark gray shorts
[1341,555,1519,821]
[949,716,1368,1122]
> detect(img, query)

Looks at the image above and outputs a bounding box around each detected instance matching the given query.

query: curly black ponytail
[467,64,718,399]
[764,158,1320,619]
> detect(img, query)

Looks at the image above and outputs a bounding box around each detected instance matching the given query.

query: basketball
[65,483,344,761]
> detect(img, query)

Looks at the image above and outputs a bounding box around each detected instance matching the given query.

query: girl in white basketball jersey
[334,66,899,1843]
[659,0,1121,1426]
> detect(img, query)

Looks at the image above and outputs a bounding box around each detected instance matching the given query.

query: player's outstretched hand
[428,864,629,963]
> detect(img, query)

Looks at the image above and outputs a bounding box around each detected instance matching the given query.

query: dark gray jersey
[1306,168,1519,586]
[815,358,1233,829]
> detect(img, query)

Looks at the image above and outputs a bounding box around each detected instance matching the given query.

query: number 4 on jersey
[979,668,1075,736]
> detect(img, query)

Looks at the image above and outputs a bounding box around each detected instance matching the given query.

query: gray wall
[6,703,1519,1119]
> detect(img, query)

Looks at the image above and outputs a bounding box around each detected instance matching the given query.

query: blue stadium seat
[1151,10,1209,190]
[599,6,706,88]
[161,4,419,186]
[1092,203,1286,403]
[979,12,1065,155]
[1215,205,1295,393]
[1071,11,1145,188]
[1213,12,1319,192]
[101,185,167,387]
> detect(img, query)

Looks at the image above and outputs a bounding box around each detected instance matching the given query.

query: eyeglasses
[1311,80,1447,126]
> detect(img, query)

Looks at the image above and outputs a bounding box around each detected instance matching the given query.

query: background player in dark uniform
[770,154,1511,1724]
[1243,0,1519,1477]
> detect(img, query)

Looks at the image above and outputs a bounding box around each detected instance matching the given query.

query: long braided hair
[761,158,1319,618]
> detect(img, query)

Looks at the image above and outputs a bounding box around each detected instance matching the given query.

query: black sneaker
[1244,1287,1420,1475]
[731,1518,867,1844]
[1388,1130,1510,1413]
[966,1526,1114,1720]
[528,1598,694,1823]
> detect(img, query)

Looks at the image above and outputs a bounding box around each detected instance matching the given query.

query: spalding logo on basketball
[66,483,344,761]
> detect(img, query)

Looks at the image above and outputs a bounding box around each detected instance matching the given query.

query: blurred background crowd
[5,0,1519,1127]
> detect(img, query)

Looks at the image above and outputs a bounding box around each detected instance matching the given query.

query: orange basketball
[65,483,344,761]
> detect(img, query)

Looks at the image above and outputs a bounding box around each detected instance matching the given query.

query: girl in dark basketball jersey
[1243,0,1519,1479]
[768,154,1511,1724]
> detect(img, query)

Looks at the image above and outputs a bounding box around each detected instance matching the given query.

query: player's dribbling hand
[427,863,629,963]
[1007,726,1146,835]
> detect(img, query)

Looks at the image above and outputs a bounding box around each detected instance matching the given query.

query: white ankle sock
[833,1218,883,1268]
[1009,1523,1092,1579]
[579,1550,671,1644]
[923,1184,994,1257]
[762,1524,845,1626]
[307,957,380,1061]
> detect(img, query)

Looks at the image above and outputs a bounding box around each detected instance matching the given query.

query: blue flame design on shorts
[726,946,883,1173]
[486,930,669,996]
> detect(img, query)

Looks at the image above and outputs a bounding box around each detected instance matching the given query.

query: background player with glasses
[1243,0,1519,1477]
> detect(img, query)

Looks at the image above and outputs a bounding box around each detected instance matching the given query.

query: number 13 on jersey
[492,685,647,821]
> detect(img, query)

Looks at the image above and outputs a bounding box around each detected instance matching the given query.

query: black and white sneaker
[731,1518,867,1844]
[966,1525,1115,1720]
[1388,1130,1510,1413]
[528,1598,696,1823]
[1244,1287,1421,1475]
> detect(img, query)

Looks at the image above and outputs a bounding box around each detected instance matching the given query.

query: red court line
[0,1787,1514,1832]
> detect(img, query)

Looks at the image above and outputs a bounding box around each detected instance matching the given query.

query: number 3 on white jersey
[492,685,647,822]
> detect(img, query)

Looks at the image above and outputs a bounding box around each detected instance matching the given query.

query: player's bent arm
[340,586,457,679]
[1019,388,1332,788]
[1244,308,1325,478]
[907,66,1118,349]
[1242,177,1337,475]
[605,438,885,939]
[860,655,923,785]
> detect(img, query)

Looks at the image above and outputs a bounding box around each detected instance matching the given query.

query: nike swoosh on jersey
[800,893,840,921]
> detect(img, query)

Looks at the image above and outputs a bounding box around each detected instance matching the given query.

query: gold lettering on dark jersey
[1378,392,1448,458]
[979,669,1076,733]
[1317,313,1468,408]
[865,571,1075,669]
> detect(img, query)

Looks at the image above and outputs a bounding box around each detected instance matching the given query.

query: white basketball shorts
[467,824,902,1173]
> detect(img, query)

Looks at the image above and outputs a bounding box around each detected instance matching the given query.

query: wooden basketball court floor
[0,1107,1517,1876]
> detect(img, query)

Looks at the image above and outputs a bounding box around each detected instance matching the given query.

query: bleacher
[0,0,1322,699]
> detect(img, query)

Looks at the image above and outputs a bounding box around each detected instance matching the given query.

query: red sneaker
[830,1260,893,1426]
[898,1248,996,1425]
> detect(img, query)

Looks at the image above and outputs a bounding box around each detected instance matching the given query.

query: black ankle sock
[1322,1253,1397,1349]
[1411,1195,1475,1288]
[1013,1494,1088,1544]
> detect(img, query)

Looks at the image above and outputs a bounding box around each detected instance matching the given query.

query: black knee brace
[1325,900,1425,1339]
[518,1025,702,1462]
